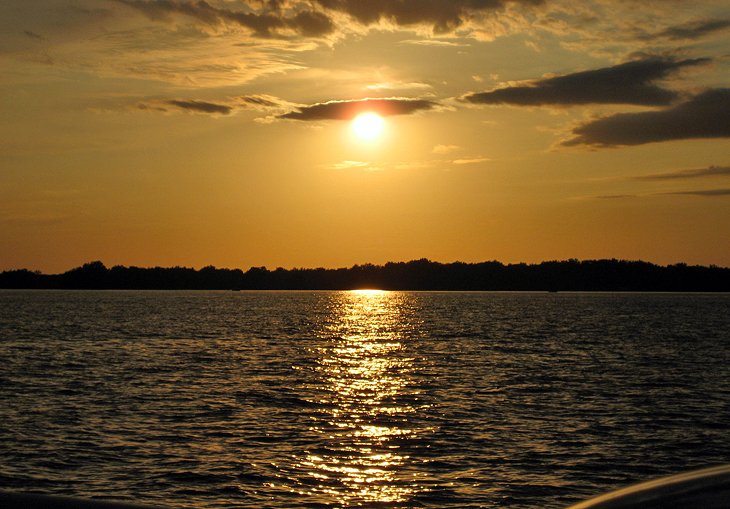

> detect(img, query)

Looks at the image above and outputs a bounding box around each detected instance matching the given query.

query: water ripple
[1,290,729,508]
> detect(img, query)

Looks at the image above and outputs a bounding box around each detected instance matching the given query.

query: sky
[1,0,729,272]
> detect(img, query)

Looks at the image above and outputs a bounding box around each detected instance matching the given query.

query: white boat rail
[567,464,730,509]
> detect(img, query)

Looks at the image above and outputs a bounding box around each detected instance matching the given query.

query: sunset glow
[352,289,386,295]
[351,112,385,141]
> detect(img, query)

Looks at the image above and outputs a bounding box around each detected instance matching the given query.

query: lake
[1,290,729,508]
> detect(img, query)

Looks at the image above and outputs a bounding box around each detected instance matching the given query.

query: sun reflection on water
[290,290,428,507]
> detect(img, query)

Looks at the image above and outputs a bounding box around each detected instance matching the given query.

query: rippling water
[1,290,729,508]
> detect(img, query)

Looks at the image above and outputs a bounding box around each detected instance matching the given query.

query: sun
[351,112,385,141]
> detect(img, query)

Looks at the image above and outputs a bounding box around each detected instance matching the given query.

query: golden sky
[1,0,729,272]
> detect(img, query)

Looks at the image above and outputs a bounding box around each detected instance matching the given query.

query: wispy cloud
[23,29,44,40]
[238,94,288,109]
[166,99,232,115]
[528,2,730,57]
[563,89,730,147]
[399,39,469,47]
[452,157,489,165]
[633,165,730,181]
[135,94,293,116]
[463,57,709,107]
[115,0,335,38]
[432,144,460,154]
[310,0,546,34]
[329,160,375,170]
[364,81,433,92]
[587,188,730,200]
[640,18,730,41]
[662,188,730,197]
[594,194,639,200]
[279,97,438,121]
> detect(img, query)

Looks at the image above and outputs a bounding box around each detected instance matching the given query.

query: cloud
[288,10,336,37]
[238,94,291,110]
[662,188,730,197]
[23,30,43,40]
[643,18,730,41]
[452,157,489,165]
[136,94,293,116]
[432,144,460,154]
[136,103,169,113]
[364,81,433,92]
[166,99,232,115]
[594,194,638,200]
[634,165,730,181]
[563,89,730,147]
[329,160,373,170]
[327,159,436,172]
[312,0,545,33]
[115,0,335,38]
[399,39,470,47]
[0,2,312,87]
[528,3,730,58]
[587,188,730,200]
[463,57,709,107]
[279,97,438,121]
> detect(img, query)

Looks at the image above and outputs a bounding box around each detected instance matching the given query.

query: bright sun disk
[351,112,385,141]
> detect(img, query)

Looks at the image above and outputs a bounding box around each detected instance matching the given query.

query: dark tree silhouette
[1,259,729,291]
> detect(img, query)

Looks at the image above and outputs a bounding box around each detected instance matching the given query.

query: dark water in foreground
[1,290,729,509]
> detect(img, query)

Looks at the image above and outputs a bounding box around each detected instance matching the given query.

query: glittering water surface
[1,290,729,508]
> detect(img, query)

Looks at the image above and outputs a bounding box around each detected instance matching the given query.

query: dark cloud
[288,10,334,37]
[563,89,730,147]
[238,95,281,108]
[595,194,637,200]
[279,98,438,121]
[313,0,544,33]
[23,30,43,39]
[463,57,709,107]
[591,189,730,200]
[166,99,232,114]
[115,0,334,38]
[663,188,730,197]
[135,94,290,115]
[137,103,169,113]
[116,0,218,23]
[646,19,730,41]
[634,165,730,181]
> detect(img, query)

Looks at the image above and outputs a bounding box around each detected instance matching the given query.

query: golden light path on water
[291,290,430,506]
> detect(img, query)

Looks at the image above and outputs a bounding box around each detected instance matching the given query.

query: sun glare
[351,112,385,141]
[351,289,385,295]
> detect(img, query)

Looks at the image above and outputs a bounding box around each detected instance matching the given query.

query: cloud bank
[279,98,438,121]
[563,88,730,147]
[463,57,709,107]
[100,0,550,42]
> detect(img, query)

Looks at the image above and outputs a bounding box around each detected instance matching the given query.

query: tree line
[1,259,729,291]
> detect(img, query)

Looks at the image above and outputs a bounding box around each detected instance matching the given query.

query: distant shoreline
[2,259,729,291]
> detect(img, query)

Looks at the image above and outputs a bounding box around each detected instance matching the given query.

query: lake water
[1,290,729,508]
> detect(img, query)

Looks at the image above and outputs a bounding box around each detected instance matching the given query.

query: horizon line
[3,257,729,275]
